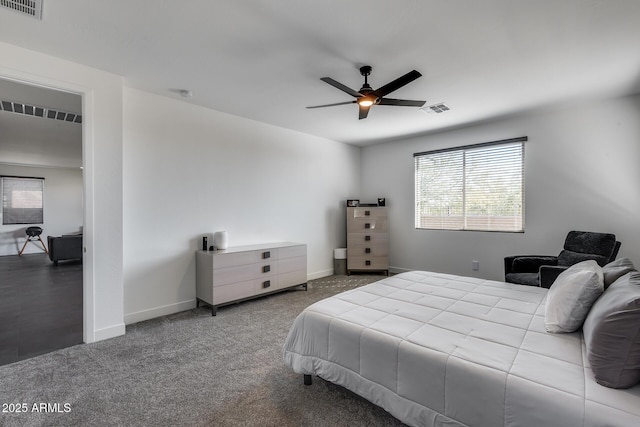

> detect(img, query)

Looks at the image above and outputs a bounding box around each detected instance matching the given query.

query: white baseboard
[308,269,333,281]
[93,323,126,342]
[124,300,195,325]
[122,267,397,326]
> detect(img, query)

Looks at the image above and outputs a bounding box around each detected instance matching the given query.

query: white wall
[0,41,124,343]
[361,94,640,281]
[123,88,361,323]
[0,164,82,256]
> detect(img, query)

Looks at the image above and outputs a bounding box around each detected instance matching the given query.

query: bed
[283,271,640,426]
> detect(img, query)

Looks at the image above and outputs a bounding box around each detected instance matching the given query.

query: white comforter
[283,271,640,427]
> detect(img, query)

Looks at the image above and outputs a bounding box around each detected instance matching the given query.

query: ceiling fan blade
[358,104,371,120]
[373,70,422,98]
[306,101,356,109]
[378,98,426,107]
[320,77,362,98]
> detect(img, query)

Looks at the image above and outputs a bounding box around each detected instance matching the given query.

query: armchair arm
[510,255,558,274]
[504,256,519,275]
[539,265,567,289]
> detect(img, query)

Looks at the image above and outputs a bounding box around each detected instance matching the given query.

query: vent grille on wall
[421,102,451,115]
[0,99,82,123]
[0,0,43,19]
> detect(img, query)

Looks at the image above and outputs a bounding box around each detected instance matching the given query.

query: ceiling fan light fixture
[357,96,376,107]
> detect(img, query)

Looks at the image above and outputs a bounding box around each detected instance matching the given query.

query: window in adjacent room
[414,137,525,232]
[1,176,44,225]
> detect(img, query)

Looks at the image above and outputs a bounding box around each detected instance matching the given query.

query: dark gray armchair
[504,231,620,288]
[48,234,83,265]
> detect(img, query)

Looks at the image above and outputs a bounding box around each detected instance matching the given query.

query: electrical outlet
[472,260,479,271]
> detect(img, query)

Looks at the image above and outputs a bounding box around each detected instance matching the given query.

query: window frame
[1,175,45,225]
[414,137,526,233]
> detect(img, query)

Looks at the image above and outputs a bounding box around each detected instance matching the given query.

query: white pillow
[545,260,604,333]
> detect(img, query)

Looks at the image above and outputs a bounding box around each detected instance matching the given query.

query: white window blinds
[1,176,44,225]
[414,137,525,232]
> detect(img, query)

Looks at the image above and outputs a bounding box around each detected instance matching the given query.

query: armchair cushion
[564,230,617,257]
[511,256,558,273]
[557,249,609,267]
[505,272,540,287]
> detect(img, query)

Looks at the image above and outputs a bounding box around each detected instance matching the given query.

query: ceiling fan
[307,65,426,120]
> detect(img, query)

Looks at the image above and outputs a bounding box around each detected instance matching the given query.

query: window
[414,137,525,232]
[1,176,44,225]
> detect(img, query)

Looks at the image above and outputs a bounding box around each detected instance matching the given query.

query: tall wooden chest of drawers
[346,207,388,275]
[196,242,307,315]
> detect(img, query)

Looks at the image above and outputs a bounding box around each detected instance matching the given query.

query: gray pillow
[545,260,604,333]
[602,257,636,288]
[583,271,640,389]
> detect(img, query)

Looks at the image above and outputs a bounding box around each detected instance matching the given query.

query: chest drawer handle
[365,210,370,216]
[263,280,271,288]
[365,248,371,254]
[365,223,371,229]
[263,265,271,273]
[262,251,271,259]
[365,260,371,266]
[365,235,371,241]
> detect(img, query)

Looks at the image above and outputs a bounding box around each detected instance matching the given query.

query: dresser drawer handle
[365,248,371,254]
[365,260,371,266]
[365,223,371,229]
[365,235,371,241]
[263,265,271,273]
[262,251,271,259]
[365,210,370,216]
[263,280,271,288]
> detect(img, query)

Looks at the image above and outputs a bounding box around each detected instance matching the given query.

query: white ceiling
[1,0,640,146]
[0,77,82,168]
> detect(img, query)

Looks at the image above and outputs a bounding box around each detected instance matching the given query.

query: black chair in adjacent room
[504,230,621,288]
[19,226,49,256]
[47,234,83,265]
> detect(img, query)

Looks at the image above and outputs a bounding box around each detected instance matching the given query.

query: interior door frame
[0,72,95,343]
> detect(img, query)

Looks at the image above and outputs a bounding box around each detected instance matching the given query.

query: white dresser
[196,242,307,315]
[346,206,389,275]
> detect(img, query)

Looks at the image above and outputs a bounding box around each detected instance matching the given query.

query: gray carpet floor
[0,275,407,427]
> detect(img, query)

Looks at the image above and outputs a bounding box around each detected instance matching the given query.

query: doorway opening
[0,77,84,365]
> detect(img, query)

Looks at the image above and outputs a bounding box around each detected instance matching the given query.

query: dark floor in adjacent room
[0,253,83,366]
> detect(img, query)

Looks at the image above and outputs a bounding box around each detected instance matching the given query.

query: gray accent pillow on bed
[583,271,640,389]
[545,260,604,333]
[602,257,636,289]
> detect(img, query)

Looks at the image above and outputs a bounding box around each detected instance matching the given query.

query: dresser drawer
[213,260,276,286]
[254,277,279,294]
[347,243,388,258]
[214,279,255,304]
[277,255,306,274]
[278,244,306,259]
[277,269,307,289]
[347,218,388,233]
[347,233,388,246]
[348,207,387,219]
[213,251,261,269]
[347,256,388,270]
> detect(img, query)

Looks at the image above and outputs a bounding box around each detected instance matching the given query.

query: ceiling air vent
[0,0,43,20]
[421,102,451,115]
[0,98,82,123]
